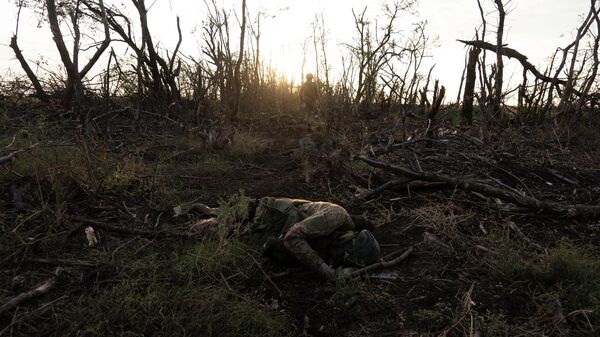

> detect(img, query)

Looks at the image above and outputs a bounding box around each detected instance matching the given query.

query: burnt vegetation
[1,0,600,336]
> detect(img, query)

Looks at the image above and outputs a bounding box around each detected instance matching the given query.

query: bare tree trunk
[232,0,247,120]
[518,68,527,112]
[428,81,445,122]
[462,47,480,125]
[9,36,48,102]
[46,0,79,109]
[312,16,320,82]
[319,13,330,89]
[577,4,600,112]
[493,0,505,117]
[475,0,490,117]
[133,0,162,99]
[548,4,597,113]
[419,66,434,112]
[45,0,110,113]
[69,1,84,117]
[254,13,261,85]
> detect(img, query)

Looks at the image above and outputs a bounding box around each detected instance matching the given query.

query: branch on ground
[347,245,414,278]
[357,155,600,217]
[0,268,64,316]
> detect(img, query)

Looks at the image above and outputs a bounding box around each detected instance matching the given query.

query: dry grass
[410,202,475,235]
[228,131,274,157]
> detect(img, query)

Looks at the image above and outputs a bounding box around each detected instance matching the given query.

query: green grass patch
[59,240,288,337]
[494,242,600,331]
[413,301,454,330]
[72,281,290,337]
[174,239,256,282]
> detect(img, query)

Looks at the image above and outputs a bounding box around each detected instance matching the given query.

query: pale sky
[0,0,592,99]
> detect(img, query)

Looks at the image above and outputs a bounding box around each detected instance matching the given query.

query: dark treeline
[4,0,600,130]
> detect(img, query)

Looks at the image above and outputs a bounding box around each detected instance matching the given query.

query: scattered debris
[85,226,98,247]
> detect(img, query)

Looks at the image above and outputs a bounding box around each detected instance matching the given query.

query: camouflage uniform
[248,198,355,271]
[300,77,318,115]
[284,201,355,270]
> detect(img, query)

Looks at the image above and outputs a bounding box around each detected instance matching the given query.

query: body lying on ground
[190,197,381,280]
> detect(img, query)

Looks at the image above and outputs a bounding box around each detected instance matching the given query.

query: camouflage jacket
[249,197,355,271]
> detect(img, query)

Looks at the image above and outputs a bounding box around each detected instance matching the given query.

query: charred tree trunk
[46,0,79,110]
[428,81,446,121]
[133,0,162,99]
[9,36,48,102]
[231,0,247,120]
[461,47,480,125]
[45,0,110,114]
[492,0,506,117]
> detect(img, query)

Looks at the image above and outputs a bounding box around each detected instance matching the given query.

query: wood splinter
[0,268,64,316]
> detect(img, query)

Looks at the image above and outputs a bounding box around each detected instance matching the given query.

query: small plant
[174,239,254,282]
[330,276,391,311]
[477,310,507,337]
[216,191,253,238]
[413,301,454,329]
[100,154,146,194]
[333,276,365,300]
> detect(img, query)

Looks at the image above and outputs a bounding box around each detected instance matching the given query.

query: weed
[71,280,290,337]
[349,160,373,175]
[174,239,255,282]
[331,276,391,311]
[493,242,600,331]
[477,310,507,337]
[63,242,288,337]
[414,301,454,329]
[333,276,365,300]
[216,191,253,238]
[99,154,147,194]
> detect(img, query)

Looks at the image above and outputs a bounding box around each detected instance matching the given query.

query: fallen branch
[357,155,600,217]
[29,258,108,268]
[0,295,67,335]
[0,268,64,316]
[354,178,413,201]
[0,150,24,165]
[0,144,39,165]
[10,36,49,102]
[354,179,448,202]
[348,245,414,278]
[506,220,544,251]
[71,217,195,239]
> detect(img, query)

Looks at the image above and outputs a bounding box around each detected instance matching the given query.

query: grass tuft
[494,242,600,330]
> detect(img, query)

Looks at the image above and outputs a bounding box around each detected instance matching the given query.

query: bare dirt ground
[1,105,600,336]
